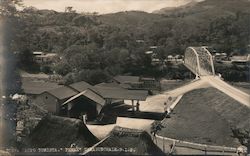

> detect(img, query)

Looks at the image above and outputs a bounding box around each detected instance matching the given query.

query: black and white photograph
[0,0,250,155]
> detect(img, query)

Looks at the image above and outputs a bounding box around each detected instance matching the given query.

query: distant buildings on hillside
[211,51,249,65]
[32,51,60,65]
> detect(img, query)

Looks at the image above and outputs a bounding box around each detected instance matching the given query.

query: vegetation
[5,0,250,84]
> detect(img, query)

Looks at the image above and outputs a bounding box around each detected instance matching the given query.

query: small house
[35,86,78,114]
[32,51,59,64]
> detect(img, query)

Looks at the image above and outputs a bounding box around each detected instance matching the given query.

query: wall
[34,92,59,114]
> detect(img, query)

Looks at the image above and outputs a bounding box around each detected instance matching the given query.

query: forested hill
[153,0,250,16]
[14,0,250,54]
[12,0,250,83]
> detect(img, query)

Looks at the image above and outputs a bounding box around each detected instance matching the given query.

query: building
[230,55,250,64]
[34,80,148,121]
[35,86,79,114]
[34,81,93,115]
[213,53,227,62]
[61,88,105,120]
[32,51,59,64]
[62,84,148,121]
[165,55,183,63]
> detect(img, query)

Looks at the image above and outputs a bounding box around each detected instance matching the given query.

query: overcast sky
[22,0,203,14]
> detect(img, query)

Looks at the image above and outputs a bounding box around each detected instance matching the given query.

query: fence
[152,134,240,155]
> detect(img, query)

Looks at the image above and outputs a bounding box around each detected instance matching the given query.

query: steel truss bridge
[179,46,250,107]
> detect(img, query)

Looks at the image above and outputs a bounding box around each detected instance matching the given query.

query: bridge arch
[184,46,215,77]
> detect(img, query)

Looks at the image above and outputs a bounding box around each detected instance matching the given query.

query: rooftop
[62,89,106,108]
[113,75,140,84]
[21,78,61,95]
[86,126,164,156]
[95,82,131,89]
[45,86,78,100]
[92,86,148,101]
[69,81,93,92]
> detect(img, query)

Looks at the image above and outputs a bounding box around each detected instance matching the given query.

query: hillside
[153,0,250,17]
[10,0,250,84]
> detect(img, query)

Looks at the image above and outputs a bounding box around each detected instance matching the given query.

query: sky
[22,0,203,14]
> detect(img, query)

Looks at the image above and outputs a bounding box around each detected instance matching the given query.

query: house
[32,51,59,64]
[63,85,148,118]
[213,53,227,62]
[230,55,249,64]
[35,86,78,114]
[35,80,148,121]
[34,81,93,115]
[165,55,183,63]
[61,88,106,120]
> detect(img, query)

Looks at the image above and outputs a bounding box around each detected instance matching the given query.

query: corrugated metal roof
[113,75,140,84]
[95,82,131,89]
[62,89,105,106]
[69,81,93,92]
[93,86,148,101]
[22,79,61,95]
[46,86,78,100]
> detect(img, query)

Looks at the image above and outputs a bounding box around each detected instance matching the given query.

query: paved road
[125,94,168,113]
[206,76,250,107]
[166,78,210,97]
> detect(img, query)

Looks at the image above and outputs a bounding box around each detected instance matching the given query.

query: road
[206,76,250,107]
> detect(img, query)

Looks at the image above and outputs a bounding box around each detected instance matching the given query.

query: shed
[35,86,78,114]
[62,89,106,118]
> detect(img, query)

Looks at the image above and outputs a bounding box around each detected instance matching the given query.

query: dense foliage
[9,0,250,83]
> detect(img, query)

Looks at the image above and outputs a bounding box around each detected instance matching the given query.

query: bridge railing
[184,47,215,76]
[153,134,239,155]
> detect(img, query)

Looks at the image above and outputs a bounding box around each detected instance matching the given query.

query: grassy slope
[158,87,250,147]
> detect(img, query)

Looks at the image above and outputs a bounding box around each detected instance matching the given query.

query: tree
[0,0,23,17]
